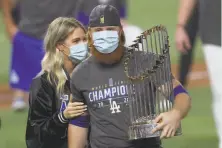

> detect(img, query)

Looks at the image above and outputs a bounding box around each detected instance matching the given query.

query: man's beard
[89,44,125,64]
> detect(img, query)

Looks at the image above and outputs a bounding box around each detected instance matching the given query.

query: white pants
[203,44,222,148]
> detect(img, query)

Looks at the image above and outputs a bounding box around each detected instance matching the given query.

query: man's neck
[96,46,125,65]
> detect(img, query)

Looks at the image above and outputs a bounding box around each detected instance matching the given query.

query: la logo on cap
[100,15,104,24]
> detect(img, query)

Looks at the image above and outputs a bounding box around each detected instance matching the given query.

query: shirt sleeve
[70,79,85,102]
[69,69,90,128]
[28,78,68,143]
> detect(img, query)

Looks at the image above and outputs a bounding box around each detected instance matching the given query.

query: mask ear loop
[62,44,69,49]
[56,43,71,63]
[63,44,82,65]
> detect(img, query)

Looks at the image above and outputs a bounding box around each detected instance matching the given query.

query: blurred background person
[75,0,143,47]
[175,3,199,87]
[11,0,20,26]
[1,0,80,111]
[176,0,221,147]
[123,22,143,47]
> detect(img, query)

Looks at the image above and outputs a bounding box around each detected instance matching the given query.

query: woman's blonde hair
[41,17,86,95]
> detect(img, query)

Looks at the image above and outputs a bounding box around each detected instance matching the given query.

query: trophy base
[129,123,182,140]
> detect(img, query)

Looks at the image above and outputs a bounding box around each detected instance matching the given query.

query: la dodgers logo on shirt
[88,78,130,114]
[60,94,69,112]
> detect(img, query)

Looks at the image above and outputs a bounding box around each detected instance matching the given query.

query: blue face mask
[92,30,119,54]
[68,42,88,63]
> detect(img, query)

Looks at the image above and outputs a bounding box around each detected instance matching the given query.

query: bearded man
[68,5,191,148]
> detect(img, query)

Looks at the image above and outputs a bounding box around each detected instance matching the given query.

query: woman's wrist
[62,111,69,120]
[58,112,69,123]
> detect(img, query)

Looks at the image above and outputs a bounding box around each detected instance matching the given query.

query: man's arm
[177,0,197,26]
[1,0,18,40]
[68,115,89,148]
[175,0,198,53]
[157,74,191,119]
[153,75,191,138]
[68,70,89,148]
[171,78,191,119]
[68,103,89,148]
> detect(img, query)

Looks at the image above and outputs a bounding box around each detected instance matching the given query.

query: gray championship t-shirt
[71,49,166,148]
[18,0,78,39]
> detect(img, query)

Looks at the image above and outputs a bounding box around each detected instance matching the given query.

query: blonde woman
[25,17,88,148]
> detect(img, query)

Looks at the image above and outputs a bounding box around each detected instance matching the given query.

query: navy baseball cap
[89,5,121,27]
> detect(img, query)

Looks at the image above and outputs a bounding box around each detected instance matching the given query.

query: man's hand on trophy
[152,109,181,139]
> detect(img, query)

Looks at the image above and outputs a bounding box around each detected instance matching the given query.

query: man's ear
[120,26,123,32]
[118,27,123,36]
[119,27,125,45]
[87,27,92,39]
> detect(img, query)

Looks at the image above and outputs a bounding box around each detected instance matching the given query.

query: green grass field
[0,87,217,148]
[0,16,10,83]
[0,0,218,148]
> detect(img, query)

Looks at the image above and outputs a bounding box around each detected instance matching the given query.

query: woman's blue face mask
[63,42,88,63]
[92,30,119,54]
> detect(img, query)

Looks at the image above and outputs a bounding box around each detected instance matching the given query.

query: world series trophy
[124,25,182,140]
